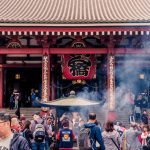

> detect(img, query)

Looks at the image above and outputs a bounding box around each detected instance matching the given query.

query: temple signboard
[42,55,49,102]
[63,54,96,80]
[108,55,115,111]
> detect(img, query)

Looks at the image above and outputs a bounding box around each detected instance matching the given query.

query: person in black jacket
[22,120,33,149]
[141,110,149,125]
[0,112,30,150]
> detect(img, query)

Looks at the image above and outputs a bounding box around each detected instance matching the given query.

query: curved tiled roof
[0,0,150,26]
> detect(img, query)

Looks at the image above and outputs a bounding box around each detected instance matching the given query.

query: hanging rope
[50,83,73,89]
[85,83,98,89]
[50,81,98,89]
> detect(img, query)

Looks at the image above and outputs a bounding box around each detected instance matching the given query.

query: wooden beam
[116,63,150,68]
[0,48,150,54]
[0,48,43,54]
[115,48,150,54]
[3,64,41,68]
[0,48,108,54]
[6,57,42,61]
[1,26,150,32]
[50,48,108,54]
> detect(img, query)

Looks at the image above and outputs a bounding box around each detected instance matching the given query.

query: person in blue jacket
[84,113,105,150]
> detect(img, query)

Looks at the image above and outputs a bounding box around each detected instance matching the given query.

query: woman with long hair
[102,121,121,150]
[22,120,33,149]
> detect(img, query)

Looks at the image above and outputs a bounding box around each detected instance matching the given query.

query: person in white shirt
[0,112,30,150]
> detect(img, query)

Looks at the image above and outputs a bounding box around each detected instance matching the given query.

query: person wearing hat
[0,112,30,150]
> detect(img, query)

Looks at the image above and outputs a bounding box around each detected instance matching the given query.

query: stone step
[0,107,41,120]
[1,107,149,127]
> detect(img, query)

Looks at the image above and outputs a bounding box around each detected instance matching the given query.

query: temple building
[0,0,150,110]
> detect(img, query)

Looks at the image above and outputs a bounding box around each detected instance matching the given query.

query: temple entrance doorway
[4,67,42,107]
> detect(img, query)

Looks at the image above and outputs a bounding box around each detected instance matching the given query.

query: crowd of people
[0,107,150,150]
[126,89,150,126]
[9,88,41,110]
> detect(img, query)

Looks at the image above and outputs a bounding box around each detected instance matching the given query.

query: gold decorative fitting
[72,80,86,85]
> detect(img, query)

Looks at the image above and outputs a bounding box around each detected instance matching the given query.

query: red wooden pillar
[42,36,50,102]
[51,67,55,100]
[50,36,57,100]
[0,65,3,108]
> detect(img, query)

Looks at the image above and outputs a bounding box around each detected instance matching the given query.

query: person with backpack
[32,123,46,150]
[56,119,75,149]
[31,112,46,150]
[78,112,105,150]
[31,111,44,133]
[21,120,33,149]
[0,112,30,150]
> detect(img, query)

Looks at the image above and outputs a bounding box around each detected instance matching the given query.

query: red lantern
[62,54,96,80]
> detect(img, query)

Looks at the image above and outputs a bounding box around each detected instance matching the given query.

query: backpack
[117,129,123,137]
[78,128,91,150]
[34,124,45,142]
[20,129,27,138]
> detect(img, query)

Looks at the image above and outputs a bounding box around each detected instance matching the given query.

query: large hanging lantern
[62,54,96,80]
